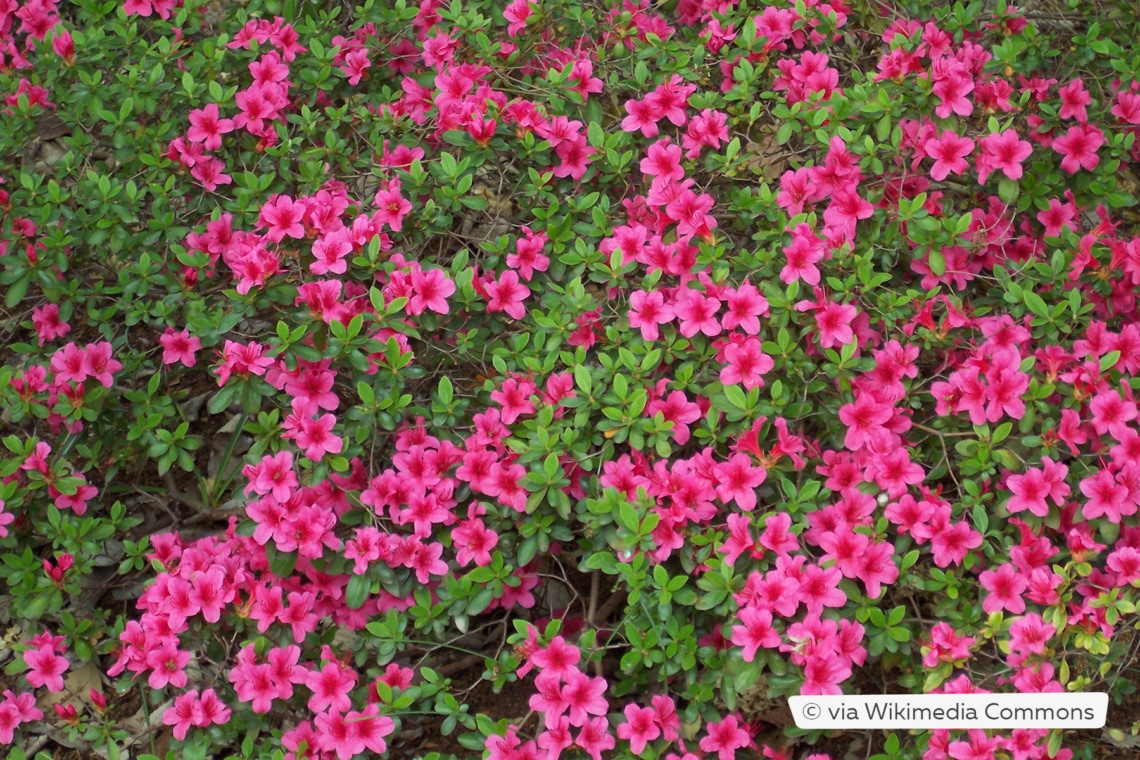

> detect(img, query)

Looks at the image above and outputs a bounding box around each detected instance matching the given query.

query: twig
[587,570,600,628]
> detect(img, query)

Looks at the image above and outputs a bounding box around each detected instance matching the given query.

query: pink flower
[618,704,661,754]
[640,139,684,192]
[1080,467,1135,523]
[258,195,306,242]
[187,104,235,151]
[932,68,974,118]
[531,637,581,681]
[714,453,767,511]
[24,643,69,692]
[529,671,569,721]
[373,181,413,232]
[294,413,343,461]
[780,224,825,285]
[1057,78,1090,122]
[243,451,298,501]
[976,129,1032,183]
[822,187,873,240]
[720,337,774,390]
[629,290,675,341]
[484,270,530,319]
[162,690,199,740]
[50,342,88,384]
[576,715,615,760]
[1008,613,1054,655]
[1053,123,1105,173]
[699,716,751,760]
[146,641,191,689]
[930,521,983,568]
[814,301,857,348]
[562,670,608,727]
[82,341,122,388]
[1036,198,1078,237]
[621,97,663,138]
[924,130,975,181]
[838,393,892,451]
[732,607,782,661]
[979,563,1027,614]
[1089,387,1138,440]
[190,567,232,623]
[31,303,70,346]
[552,136,596,181]
[503,0,534,35]
[675,289,722,338]
[159,328,202,367]
[307,661,357,714]
[215,340,274,386]
[854,541,898,599]
[491,377,536,424]
[721,283,768,334]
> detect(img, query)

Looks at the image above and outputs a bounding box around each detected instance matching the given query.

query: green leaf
[438,375,454,405]
[927,249,946,277]
[266,546,297,578]
[345,574,370,610]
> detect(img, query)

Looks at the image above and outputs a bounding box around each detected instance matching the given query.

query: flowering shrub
[2,0,1140,758]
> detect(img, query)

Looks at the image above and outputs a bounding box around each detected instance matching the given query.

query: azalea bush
[2,0,1140,758]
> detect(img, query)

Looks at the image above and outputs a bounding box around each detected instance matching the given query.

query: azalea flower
[618,703,661,754]
[699,715,751,760]
[924,129,974,181]
[159,328,202,367]
[976,129,1032,183]
[1053,123,1105,173]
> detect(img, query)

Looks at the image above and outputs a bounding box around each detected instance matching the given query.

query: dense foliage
[2,0,1140,758]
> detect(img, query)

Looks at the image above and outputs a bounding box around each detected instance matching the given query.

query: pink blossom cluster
[0,0,62,69]
[0,691,42,745]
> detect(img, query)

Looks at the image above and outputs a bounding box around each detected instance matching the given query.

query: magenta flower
[621,96,663,138]
[1057,77,1091,122]
[146,641,191,689]
[924,129,974,181]
[628,290,675,341]
[930,521,983,568]
[838,393,892,451]
[732,606,782,662]
[617,704,661,754]
[24,643,69,692]
[295,413,343,461]
[306,661,357,714]
[640,138,684,179]
[561,670,608,727]
[1053,123,1105,173]
[50,342,87,384]
[1080,467,1135,523]
[531,636,581,681]
[979,563,1027,614]
[575,715,616,760]
[720,337,774,390]
[675,288,722,338]
[976,129,1032,183]
[484,270,530,320]
[159,328,202,367]
[781,224,825,285]
[699,715,751,760]
[257,194,306,242]
[162,690,199,740]
[714,452,767,511]
[720,282,768,334]
[932,68,974,118]
[187,104,235,151]
[854,541,898,599]
[373,181,413,231]
[813,300,858,349]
